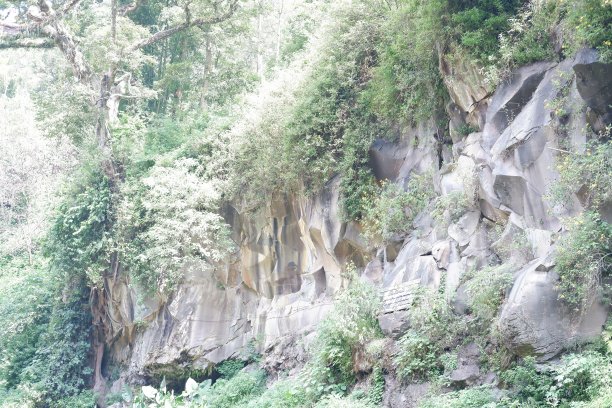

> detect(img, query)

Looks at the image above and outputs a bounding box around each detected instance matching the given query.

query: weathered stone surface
[431,240,452,269]
[483,61,556,149]
[449,343,482,386]
[573,58,612,126]
[108,177,376,379]
[379,310,410,339]
[383,376,430,408]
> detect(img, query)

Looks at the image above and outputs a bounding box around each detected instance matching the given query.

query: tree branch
[128,0,239,51]
[0,37,55,49]
[42,20,92,81]
[1,0,83,36]
[0,1,92,81]
[0,21,30,36]
[61,0,83,15]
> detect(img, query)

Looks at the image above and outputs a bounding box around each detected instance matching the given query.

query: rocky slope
[103,49,610,403]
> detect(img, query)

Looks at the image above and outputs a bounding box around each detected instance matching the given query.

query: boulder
[379,311,411,339]
[439,50,491,127]
[383,375,430,408]
[449,343,482,387]
[498,260,608,360]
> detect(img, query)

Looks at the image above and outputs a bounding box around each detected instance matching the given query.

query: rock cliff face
[104,50,609,392]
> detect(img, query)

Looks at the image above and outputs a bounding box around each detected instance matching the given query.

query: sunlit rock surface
[106,50,610,389]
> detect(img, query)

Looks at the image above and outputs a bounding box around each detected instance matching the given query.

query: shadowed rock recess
[103,50,610,401]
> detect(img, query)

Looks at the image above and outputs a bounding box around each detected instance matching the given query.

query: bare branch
[0,0,84,37]
[61,0,83,14]
[0,21,31,36]
[128,0,239,51]
[0,37,54,49]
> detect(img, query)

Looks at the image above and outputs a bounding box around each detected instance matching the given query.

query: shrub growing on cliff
[551,139,612,210]
[46,166,113,287]
[394,330,440,381]
[215,359,245,380]
[362,173,434,246]
[499,350,612,407]
[394,287,469,382]
[281,4,389,220]
[418,386,496,408]
[464,264,514,323]
[448,0,522,63]
[562,0,612,62]
[431,190,473,225]
[554,212,611,311]
[480,0,560,84]
[228,3,389,220]
[306,264,382,392]
[244,376,313,408]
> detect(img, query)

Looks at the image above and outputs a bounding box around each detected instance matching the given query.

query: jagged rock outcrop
[104,49,610,398]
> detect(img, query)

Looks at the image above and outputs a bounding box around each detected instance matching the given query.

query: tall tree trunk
[256,0,264,81]
[276,0,284,61]
[200,34,213,109]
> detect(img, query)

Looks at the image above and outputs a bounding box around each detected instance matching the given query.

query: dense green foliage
[118,157,234,294]
[230,3,391,218]
[449,0,522,62]
[394,330,440,381]
[30,290,93,406]
[498,350,612,407]
[214,360,246,380]
[410,323,612,408]
[46,167,113,287]
[0,168,106,406]
[551,139,612,210]
[363,0,446,123]
[546,129,612,312]
[0,256,94,406]
[133,371,266,408]
[419,386,496,408]
[464,264,514,323]
[0,257,54,391]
